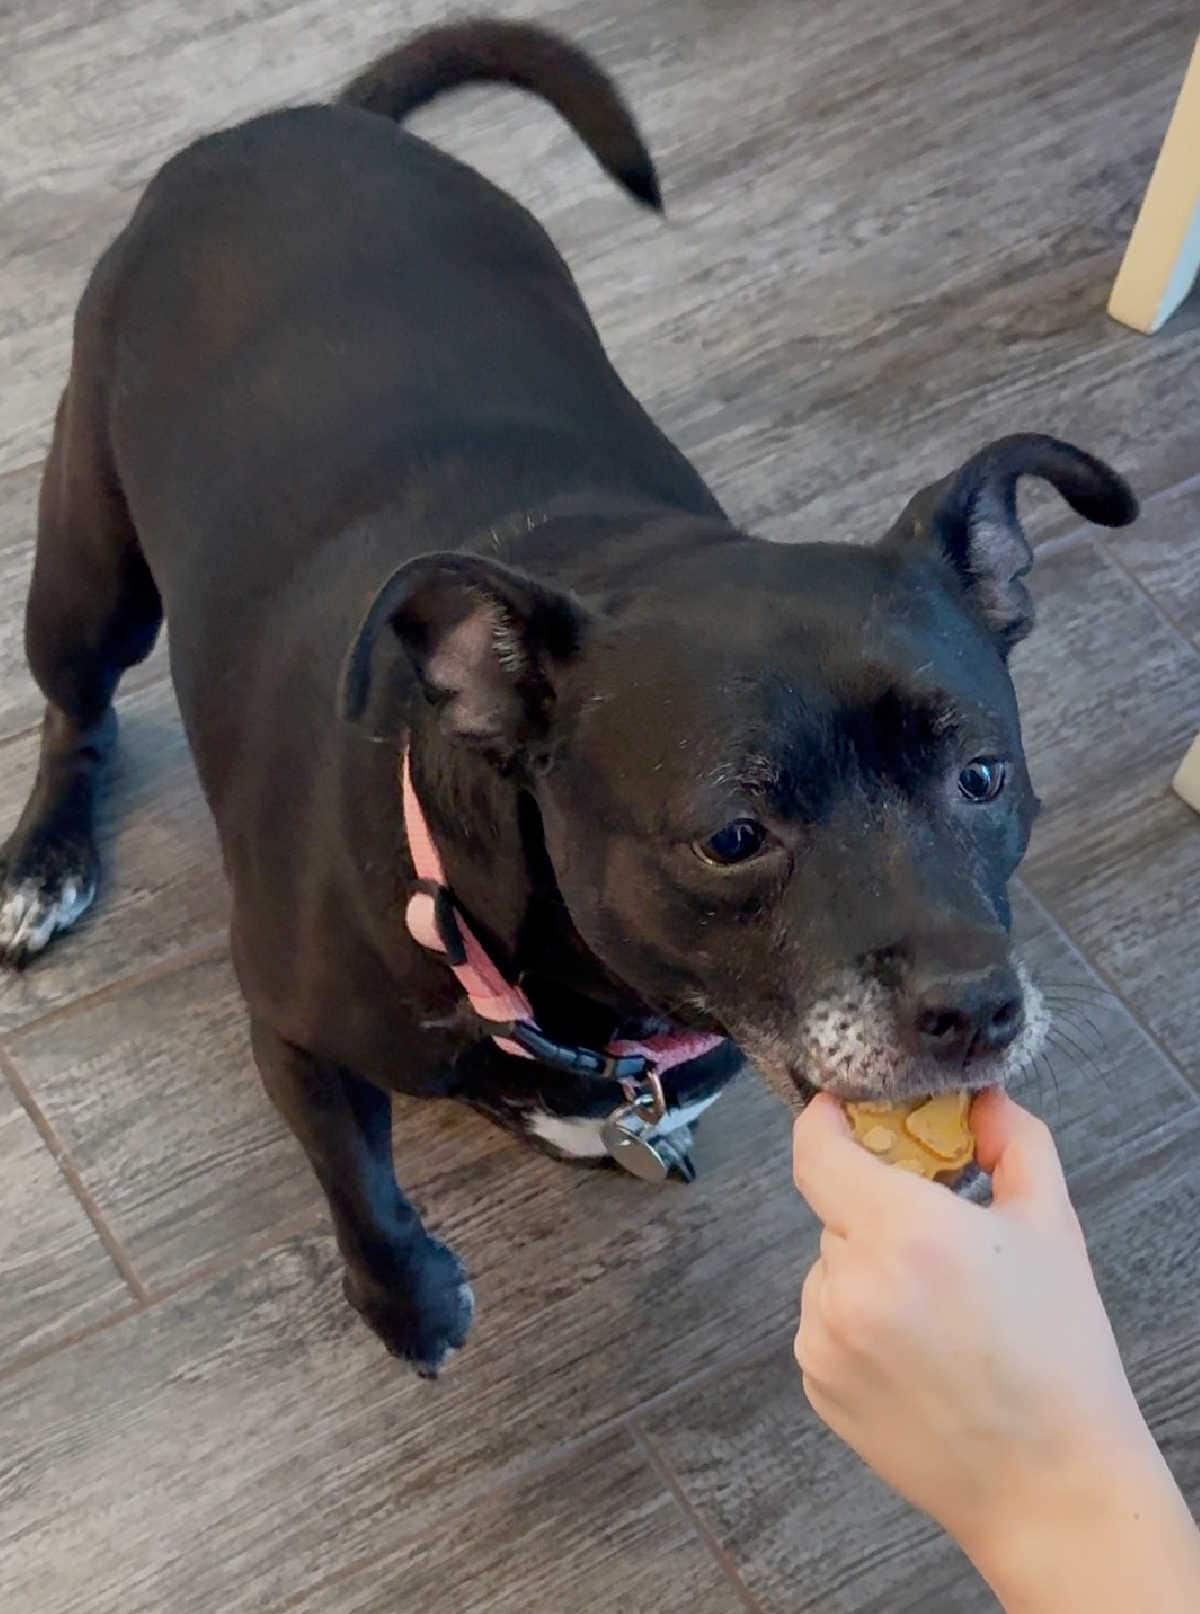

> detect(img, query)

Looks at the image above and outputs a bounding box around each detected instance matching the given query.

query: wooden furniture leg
[1108,35,1200,334]
[1173,734,1200,815]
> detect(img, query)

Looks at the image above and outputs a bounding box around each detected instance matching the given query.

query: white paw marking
[0,877,95,959]
[527,1089,723,1160]
[424,1281,475,1377]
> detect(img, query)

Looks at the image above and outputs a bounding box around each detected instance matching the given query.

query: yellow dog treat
[845,1091,975,1182]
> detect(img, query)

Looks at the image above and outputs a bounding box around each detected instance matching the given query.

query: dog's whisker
[1049,1003,1113,1055]
[1046,1023,1117,1106]
[1036,1047,1063,1117]
[1007,1050,1038,1103]
[1047,1003,1109,1054]
[1015,1046,1052,1115]
[1074,1009,1113,1056]
[1042,993,1117,1018]
[1046,1022,1091,1071]
[1037,979,1116,1004]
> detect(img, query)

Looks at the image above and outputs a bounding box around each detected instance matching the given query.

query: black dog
[0,19,1136,1373]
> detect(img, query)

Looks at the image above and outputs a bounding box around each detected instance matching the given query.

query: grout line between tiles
[1069,1109,1200,1201]
[0,453,46,485]
[0,1299,145,1382]
[0,1204,329,1389]
[0,1151,797,1460]
[265,1332,795,1614]
[591,1323,798,1444]
[1031,523,1092,560]
[0,1042,151,1304]
[0,931,228,1040]
[629,1420,770,1614]
[1096,531,1200,658]
[1020,462,1200,560]
[0,716,44,752]
[1017,880,1200,1103]
[1139,463,1200,505]
[262,1418,633,1614]
[138,1204,329,1307]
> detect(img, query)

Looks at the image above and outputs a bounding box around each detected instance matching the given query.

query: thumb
[972,1089,1073,1223]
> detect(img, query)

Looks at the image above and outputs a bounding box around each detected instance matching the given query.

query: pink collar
[402,750,723,1080]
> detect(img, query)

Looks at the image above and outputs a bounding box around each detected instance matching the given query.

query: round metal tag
[602,1116,672,1182]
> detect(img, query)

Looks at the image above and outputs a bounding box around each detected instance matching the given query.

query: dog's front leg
[250,1019,474,1375]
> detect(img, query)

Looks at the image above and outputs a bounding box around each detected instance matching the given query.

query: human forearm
[966,1430,1200,1614]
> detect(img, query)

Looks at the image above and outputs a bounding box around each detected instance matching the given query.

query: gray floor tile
[0,1207,771,1614]
[0,1074,129,1370]
[1007,883,1198,1167]
[5,956,322,1289]
[1014,540,1200,1083]
[291,1431,745,1614]
[1104,477,1200,644]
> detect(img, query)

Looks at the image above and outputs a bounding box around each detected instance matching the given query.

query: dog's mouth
[734,961,1048,1110]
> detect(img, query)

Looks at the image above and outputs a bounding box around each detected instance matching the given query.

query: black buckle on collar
[507,1021,652,1084]
[411,879,469,967]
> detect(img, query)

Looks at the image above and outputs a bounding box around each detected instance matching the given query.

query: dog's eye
[696,818,768,866]
[959,758,1007,803]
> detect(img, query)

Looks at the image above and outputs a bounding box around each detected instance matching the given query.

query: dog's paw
[0,833,97,968]
[343,1237,475,1377]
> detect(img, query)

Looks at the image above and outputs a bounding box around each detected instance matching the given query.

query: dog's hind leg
[0,365,162,966]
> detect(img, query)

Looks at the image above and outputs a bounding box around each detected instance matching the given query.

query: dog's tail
[338,17,661,210]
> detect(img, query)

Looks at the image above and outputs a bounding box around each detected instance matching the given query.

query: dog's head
[344,435,1135,1103]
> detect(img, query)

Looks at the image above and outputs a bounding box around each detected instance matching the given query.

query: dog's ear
[340,553,588,760]
[883,435,1136,655]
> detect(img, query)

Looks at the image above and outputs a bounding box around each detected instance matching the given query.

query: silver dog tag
[602,1111,672,1182]
[603,1074,672,1181]
[600,1078,675,1181]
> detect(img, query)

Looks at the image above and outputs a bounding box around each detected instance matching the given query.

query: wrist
[964,1424,1199,1614]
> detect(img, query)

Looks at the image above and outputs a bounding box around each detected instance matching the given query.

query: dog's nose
[905,969,1024,1066]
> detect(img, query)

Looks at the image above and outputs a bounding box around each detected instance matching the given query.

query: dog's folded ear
[884,435,1137,655]
[340,552,588,760]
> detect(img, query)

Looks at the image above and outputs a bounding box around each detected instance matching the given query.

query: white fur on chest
[527,1089,722,1160]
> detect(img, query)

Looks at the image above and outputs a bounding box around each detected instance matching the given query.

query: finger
[799,1256,826,1323]
[793,1092,942,1235]
[819,1226,847,1267]
[795,1264,831,1376]
[971,1089,1071,1220]
[793,1090,853,1154]
[799,1368,851,1437]
[798,1366,823,1411]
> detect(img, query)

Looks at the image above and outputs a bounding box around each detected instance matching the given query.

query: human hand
[792,1090,1154,1566]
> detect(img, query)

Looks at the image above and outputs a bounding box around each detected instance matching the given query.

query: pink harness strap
[402,751,722,1076]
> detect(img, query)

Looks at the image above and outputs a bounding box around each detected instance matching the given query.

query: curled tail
[339,16,662,209]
